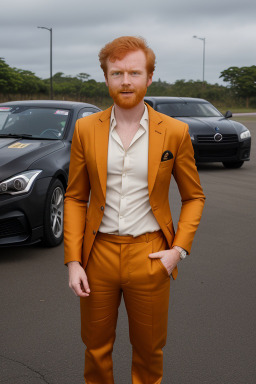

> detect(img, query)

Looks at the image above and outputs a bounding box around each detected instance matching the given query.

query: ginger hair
[99,36,156,76]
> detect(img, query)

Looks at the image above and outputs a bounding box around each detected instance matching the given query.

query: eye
[111,71,121,77]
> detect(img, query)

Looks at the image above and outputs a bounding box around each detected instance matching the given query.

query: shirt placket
[111,125,146,234]
[119,150,129,232]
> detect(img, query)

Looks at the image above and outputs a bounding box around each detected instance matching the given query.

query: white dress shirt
[99,105,160,236]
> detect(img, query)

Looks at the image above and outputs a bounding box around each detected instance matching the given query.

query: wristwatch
[173,246,187,260]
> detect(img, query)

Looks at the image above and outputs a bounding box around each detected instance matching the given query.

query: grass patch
[232,116,256,123]
[219,108,256,114]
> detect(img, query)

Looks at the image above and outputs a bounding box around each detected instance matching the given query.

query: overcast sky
[1,0,255,86]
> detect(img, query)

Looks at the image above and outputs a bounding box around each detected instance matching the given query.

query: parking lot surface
[0,118,255,384]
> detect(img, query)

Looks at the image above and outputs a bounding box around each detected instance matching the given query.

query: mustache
[118,88,136,92]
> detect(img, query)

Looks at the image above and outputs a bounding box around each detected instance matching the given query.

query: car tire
[42,179,65,247]
[222,161,244,169]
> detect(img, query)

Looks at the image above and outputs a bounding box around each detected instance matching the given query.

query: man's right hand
[68,261,90,297]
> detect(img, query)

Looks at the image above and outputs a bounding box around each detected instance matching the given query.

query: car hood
[175,116,245,135]
[0,138,64,181]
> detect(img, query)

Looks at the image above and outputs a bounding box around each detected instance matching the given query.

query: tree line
[0,58,255,109]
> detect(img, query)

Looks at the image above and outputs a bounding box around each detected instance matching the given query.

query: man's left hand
[148,248,180,276]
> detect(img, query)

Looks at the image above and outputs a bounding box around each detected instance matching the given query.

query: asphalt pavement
[0,118,255,384]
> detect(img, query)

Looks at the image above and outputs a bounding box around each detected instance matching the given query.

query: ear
[147,72,153,87]
[104,74,109,87]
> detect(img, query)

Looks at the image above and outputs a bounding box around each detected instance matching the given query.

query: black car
[0,100,101,247]
[144,97,251,168]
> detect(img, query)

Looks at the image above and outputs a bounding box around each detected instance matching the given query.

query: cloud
[1,0,256,84]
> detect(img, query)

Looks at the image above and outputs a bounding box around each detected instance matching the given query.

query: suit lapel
[94,104,165,199]
[95,107,112,199]
[147,105,166,197]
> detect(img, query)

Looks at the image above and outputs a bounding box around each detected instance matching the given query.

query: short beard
[108,85,148,109]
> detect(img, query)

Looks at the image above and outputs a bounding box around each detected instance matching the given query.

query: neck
[113,100,145,124]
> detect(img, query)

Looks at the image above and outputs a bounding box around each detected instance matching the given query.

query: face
[105,50,153,109]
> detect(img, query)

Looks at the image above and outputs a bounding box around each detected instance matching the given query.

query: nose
[122,72,131,85]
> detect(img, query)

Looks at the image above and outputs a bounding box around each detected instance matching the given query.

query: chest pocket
[159,158,173,169]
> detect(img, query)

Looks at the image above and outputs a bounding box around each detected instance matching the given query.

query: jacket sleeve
[172,125,206,254]
[64,120,90,265]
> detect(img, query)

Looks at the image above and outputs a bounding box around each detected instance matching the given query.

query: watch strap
[172,246,187,260]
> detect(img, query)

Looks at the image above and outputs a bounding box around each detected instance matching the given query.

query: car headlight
[240,130,251,140]
[0,170,42,195]
[190,134,195,141]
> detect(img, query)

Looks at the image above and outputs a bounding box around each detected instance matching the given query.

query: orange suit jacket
[64,104,205,279]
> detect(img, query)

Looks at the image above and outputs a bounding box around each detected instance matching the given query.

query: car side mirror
[224,110,232,118]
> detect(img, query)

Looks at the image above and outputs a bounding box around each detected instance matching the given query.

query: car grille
[197,134,238,143]
[198,148,237,157]
[0,217,27,238]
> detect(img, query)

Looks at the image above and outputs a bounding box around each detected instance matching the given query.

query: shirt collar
[110,104,148,133]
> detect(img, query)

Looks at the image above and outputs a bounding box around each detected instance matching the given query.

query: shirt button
[101,206,104,211]
[120,216,123,219]
[93,230,96,235]
[123,173,126,177]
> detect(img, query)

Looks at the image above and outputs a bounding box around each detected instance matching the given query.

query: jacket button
[101,206,104,211]
[93,230,96,235]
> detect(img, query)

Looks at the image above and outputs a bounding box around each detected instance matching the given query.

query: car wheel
[43,179,65,247]
[222,161,244,169]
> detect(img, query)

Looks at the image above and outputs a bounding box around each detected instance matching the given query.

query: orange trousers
[80,230,171,384]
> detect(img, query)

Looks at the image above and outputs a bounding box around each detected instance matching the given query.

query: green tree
[220,66,256,107]
[0,58,22,93]
[77,73,90,82]
[51,72,81,97]
[0,58,47,96]
[15,69,47,95]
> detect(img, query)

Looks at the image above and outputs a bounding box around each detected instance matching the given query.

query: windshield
[156,102,223,118]
[0,106,70,139]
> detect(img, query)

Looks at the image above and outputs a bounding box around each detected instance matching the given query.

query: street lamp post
[38,26,53,99]
[193,35,206,86]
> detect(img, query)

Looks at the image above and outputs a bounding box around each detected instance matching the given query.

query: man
[64,36,205,384]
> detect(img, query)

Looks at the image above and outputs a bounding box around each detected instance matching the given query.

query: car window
[0,107,12,127]
[156,102,222,117]
[0,107,70,139]
[144,99,153,107]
